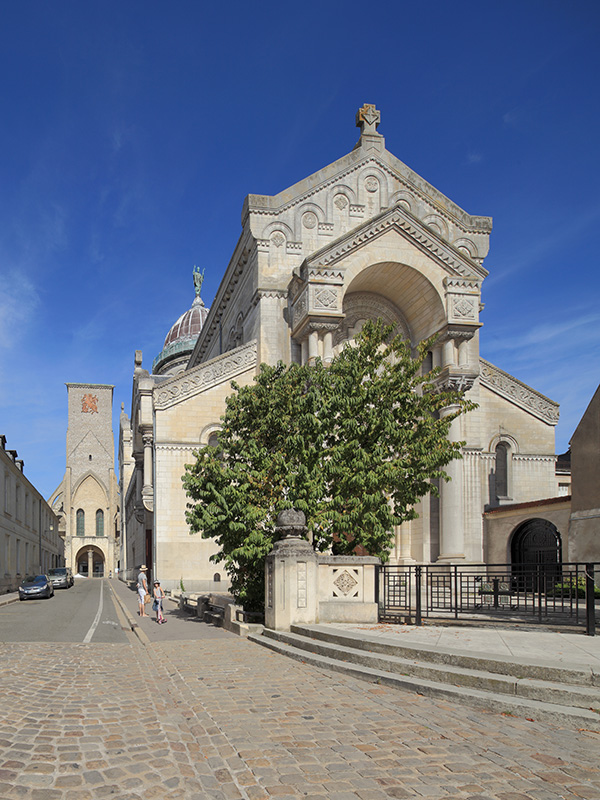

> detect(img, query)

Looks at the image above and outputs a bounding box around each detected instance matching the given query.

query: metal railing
[377,562,599,635]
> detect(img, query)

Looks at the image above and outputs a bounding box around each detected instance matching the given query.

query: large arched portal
[75,545,106,578]
[511,518,562,591]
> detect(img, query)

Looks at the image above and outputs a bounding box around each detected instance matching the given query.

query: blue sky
[1,0,599,498]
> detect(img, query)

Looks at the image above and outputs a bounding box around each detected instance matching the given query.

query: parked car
[18,574,54,600]
[47,567,73,589]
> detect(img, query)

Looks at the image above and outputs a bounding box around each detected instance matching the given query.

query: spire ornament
[355,103,381,135]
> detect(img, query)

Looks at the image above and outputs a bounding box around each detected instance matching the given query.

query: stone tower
[49,383,119,577]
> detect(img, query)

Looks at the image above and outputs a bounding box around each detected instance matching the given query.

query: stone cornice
[154,340,257,410]
[154,443,201,452]
[512,454,557,462]
[479,358,559,425]
[305,205,487,279]
[251,288,289,307]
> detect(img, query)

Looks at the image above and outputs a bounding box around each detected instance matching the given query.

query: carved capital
[433,367,478,394]
[142,487,154,513]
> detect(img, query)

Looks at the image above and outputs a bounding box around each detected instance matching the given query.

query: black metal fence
[377,562,599,635]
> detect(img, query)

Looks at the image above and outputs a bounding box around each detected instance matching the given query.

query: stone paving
[1,625,600,800]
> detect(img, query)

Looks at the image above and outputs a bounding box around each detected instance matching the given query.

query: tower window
[96,509,104,537]
[76,509,85,536]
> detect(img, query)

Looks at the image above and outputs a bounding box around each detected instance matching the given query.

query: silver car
[48,567,72,589]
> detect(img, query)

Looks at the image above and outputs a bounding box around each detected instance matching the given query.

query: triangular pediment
[302,203,487,280]
[246,145,492,243]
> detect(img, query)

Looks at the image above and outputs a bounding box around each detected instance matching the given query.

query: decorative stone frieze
[305,205,487,279]
[154,341,257,410]
[479,359,560,425]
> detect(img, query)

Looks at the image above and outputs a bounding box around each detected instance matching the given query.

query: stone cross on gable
[356,103,381,135]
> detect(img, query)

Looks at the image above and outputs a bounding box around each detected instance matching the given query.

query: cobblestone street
[1,627,599,800]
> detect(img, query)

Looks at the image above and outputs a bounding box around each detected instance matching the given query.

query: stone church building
[50,384,119,577]
[119,105,563,592]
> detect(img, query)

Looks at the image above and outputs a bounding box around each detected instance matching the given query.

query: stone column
[300,338,308,366]
[142,433,153,491]
[265,510,318,631]
[87,548,94,578]
[323,330,333,364]
[442,339,455,368]
[458,338,470,366]
[396,520,415,564]
[437,405,465,562]
[308,331,319,364]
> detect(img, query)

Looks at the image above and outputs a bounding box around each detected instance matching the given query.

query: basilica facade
[119,105,562,592]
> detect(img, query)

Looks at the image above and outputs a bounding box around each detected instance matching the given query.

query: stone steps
[248,625,600,730]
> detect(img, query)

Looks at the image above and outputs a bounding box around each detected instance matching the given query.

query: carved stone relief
[154,341,258,410]
[334,291,410,346]
[479,359,560,425]
[313,288,338,310]
[302,212,318,229]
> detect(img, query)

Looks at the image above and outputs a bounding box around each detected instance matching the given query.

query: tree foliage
[183,320,476,611]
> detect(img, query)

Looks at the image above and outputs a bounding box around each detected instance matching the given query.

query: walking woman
[137,565,149,618]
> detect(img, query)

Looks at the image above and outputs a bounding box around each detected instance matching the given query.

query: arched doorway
[511,518,562,590]
[75,545,106,577]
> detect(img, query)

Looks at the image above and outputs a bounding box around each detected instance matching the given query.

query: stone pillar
[87,548,94,578]
[300,339,308,366]
[458,338,470,366]
[323,331,333,364]
[442,339,455,368]
[438,406,465,562]
[308,331,319,365]
[396,520,415,564]
[142,433,153,491]
[265,510,318,631]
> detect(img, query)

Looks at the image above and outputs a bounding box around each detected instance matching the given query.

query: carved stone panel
[479,359,560,425]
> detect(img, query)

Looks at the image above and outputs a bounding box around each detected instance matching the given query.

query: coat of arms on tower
[81,394,98,414]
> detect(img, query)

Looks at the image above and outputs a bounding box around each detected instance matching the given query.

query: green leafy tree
[183,319,476,611]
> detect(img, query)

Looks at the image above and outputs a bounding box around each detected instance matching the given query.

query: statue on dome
[193,265,205,298]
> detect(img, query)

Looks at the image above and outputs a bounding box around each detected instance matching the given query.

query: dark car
[48,567,73,589]
[18,574,54,600]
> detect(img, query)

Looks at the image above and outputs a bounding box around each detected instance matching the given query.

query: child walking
[152,580,167,624]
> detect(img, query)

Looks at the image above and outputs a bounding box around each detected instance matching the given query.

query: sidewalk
[325,619,600,670]
[110,574,600,672]
[109,576,231,645]
[0,590,19,606]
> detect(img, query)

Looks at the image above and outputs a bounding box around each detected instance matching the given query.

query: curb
[0,594,19,607]
[109,584,151,647]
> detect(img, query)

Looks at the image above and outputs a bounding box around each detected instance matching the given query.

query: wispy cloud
[466,152,483,165]
[486,204,600,288]
[487,312,600,353]
[0,270,40,348]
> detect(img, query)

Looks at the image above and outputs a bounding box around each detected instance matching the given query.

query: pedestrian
[153,580,167,624]
[137,565,149,617]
